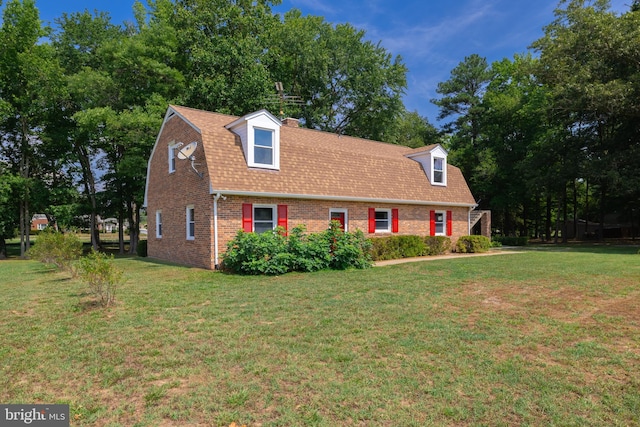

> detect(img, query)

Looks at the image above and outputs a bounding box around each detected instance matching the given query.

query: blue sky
[25,0,632,124]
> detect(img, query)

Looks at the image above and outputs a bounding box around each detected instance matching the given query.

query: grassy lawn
[1,247,639,426]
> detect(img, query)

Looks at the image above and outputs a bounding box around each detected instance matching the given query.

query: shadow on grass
[520,241,640,255]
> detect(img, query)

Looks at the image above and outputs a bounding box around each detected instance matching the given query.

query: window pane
[254,222,274,234]
[434,158,443,171]
[254,146,273,165]
[435,212,444,234]
[189,222,195,237]
[254,207,273,221]
[255,129,273,147]
[375,211,389,220]
[375,210,389,231]
[434,171,443,183]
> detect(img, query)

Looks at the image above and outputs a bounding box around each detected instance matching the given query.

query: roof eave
[209,189,476,208]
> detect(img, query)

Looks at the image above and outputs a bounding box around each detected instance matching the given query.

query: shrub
[76,249,122,307]
[27,229,83,275]
[369,235,452,260]
[492,236,528,246]
[456,235,491,253]
[424,236,452,255]
[369,235,426,261]
[136,240,148,257]
[287,225,332,272]
[326,221,372,270]
[221,222,371,275]
[222,228,290,275]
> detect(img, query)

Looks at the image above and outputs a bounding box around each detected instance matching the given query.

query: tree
[267,9,408,140]
[169,0,278,115]
[532,0,640,239]
[0,0,63,256]
[432,54,492,185]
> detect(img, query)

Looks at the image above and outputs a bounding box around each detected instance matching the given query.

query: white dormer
[405,144,448,186]
[225,110,282,170]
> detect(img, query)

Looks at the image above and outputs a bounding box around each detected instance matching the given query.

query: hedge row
[455,235,491,253]
[369,235,452,261]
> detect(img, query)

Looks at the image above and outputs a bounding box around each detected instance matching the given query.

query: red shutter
[446,210,453,236]
[392,208,399,233]
[277,204,288,232]
[430,210,436,236]
[368,208,376,233]
[242,203,253,232]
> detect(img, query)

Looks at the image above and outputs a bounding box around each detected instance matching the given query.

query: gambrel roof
[146,105,476,207]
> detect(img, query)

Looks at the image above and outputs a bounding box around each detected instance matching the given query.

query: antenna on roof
[264,82,305,119]
[176,141,204,178]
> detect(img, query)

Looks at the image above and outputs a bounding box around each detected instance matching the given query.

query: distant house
[144,105,488,269]
[31,214,49,231]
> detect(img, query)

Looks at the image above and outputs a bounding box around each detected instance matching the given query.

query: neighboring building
[31,214,49,231]
[144,105,486,269]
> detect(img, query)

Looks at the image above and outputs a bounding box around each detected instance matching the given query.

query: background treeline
[0,0,638,258]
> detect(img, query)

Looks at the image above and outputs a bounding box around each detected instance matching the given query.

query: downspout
[213,192,222,269]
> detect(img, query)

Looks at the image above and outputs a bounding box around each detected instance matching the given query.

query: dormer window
[254,128,274,166]
[404,144,448,187]
[225,110,281,170]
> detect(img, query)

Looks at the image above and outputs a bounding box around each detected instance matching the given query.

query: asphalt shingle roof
[169,105,476,206]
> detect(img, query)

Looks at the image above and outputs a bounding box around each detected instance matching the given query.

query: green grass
[1,247,639,426]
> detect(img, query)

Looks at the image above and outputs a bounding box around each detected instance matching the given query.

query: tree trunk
[76,143,101,251]
[545,194,552,241]
[0,237,6,259]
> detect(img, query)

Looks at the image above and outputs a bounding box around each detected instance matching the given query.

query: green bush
[27,229,83,275]
[136,240,148,257]
[221,222,371,275]
[492,236,528,246]
[76,249,122,307]
[369,235,426,261]
[369,235,452,260]
[326,222,372,270]
[424,236,452,255]
[456,235,491,253]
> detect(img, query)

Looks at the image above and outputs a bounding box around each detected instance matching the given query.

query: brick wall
[146,117,214,269]
[217,196,470,263]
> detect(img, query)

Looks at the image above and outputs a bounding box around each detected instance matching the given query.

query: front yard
[1,246,639,426]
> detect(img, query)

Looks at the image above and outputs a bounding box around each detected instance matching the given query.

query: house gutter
[213,192,222,269]
[208,189,476,208]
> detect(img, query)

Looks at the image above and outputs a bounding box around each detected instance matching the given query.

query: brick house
[144,105,486,269]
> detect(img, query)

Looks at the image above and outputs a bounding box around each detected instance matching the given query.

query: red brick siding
[146,118,214,269]
[217,196,470,259]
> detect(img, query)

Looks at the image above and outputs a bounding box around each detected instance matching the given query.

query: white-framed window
[431,155,447,186]
[434,211,445,236]
[186,205,195,240]
[37,223,47,231]
[329,208,348,231]
[168,144,176,173]
[156,210,162,238]
[254,205,277,234]
[253,128,274,167]
[375,209,391,233]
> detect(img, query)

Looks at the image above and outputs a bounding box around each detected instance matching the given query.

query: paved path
[373,249,524,267]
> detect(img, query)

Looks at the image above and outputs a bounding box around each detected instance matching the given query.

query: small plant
[424,236,452,255]
[456,235,491,253]
[76,249,123,307]
[27,229,83,275]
